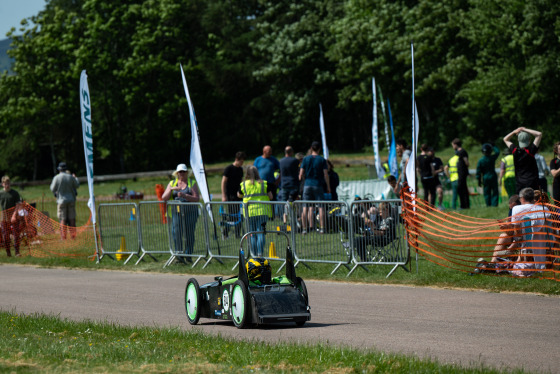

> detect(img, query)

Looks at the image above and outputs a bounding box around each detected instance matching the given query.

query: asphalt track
[1,264,558,373]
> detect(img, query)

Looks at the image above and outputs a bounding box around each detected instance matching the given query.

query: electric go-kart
[184,231,310,328]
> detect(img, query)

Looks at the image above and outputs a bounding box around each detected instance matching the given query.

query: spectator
[50,162,80,240]
[299,141,330,234]
[498,148,516,198]
[387,175,402,199]
[476,144,500,207]
[451,138,470,209]
[295,152,305,200]
[238,166,272,256]
[253,145,280,201]
[503,126,542,193]
[491,194,521,264]
[0,176,22,257]
[279,146,300,203]
[417,144,436,206]
[550,142,560,205]
[396,139,411,175]
[510,187,550,271]
[325,160,339,201]
[444,154,460,209]
[534,149,549,193]
[429,148,445,210]
[220,151,245,238]
[162,164,200,262]
[354,202,397,262]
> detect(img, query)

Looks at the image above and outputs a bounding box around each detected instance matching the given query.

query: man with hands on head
[503,127,542,194]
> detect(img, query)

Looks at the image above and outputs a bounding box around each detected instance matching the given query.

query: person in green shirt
[476,144,500,207]
[0,176,22,257]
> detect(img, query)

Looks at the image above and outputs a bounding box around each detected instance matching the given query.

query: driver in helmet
[246,257,272,285]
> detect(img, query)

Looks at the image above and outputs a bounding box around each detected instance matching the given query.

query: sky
[0,0,46,38]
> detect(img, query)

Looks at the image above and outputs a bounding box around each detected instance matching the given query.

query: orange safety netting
[400,185,560,281]
[0,202,97,259]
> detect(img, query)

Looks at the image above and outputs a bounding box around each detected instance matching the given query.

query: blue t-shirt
[300,155,327,187]
[254,156,280,185]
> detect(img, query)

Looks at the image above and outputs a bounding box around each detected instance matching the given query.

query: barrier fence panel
[136,201,171,265]
[291,201,352,274]
[164,201,208,268]
[204,201,244,268]
[347,199,409,277]
[98,203,140,264]
[242,201,291,271]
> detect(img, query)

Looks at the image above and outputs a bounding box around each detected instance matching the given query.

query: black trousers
[457,178,470,209]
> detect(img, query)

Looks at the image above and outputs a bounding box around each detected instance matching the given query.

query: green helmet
[246,257,272,284]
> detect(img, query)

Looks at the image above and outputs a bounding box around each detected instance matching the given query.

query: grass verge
[0,311,521,373]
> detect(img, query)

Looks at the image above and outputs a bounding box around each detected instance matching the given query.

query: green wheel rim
[232,285,244,324]
[186,283,198,321]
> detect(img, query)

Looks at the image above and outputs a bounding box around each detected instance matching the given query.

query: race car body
[185,239,310,328]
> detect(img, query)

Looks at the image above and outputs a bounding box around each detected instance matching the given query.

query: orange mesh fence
[0,202,97,258]
[401,187,560,281]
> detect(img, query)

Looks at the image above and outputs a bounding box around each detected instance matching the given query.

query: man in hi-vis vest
[499,148,516,198]
[238,166,272,257]
[445,155,460,210]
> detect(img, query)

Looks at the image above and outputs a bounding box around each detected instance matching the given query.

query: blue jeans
[248,215,267,257]
[172,205,199,255]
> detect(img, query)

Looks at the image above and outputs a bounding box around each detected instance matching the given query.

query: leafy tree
[456,0,560,148]
[0,2,85,179]
[251,0,346,151]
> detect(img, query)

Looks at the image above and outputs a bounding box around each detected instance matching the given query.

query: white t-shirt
[511,203,551,270]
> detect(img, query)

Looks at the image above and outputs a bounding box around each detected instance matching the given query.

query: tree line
[0,0,558,180]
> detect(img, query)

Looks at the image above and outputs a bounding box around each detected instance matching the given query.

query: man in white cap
[50,162,80,239]
[503,127,542,194]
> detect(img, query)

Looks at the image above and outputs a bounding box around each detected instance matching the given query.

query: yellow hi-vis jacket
[501,154,515,179]
[240,180,271,218]
[448,155,459,182]
[382,162,390,179]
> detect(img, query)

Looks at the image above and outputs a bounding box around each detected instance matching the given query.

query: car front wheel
[231,280,250,328]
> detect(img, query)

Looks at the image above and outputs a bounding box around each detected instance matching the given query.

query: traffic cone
[116,236,126,261]
[268,242,277,258]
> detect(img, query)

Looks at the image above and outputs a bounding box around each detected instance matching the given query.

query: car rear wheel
[231,280,250,328]
[295,277,309,327]
[185,278,201,325]
[296,277,309,304]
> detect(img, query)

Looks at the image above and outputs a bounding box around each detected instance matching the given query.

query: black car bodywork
[185,240,310,328]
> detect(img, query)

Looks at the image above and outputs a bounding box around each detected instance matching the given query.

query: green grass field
[0,311,522,374]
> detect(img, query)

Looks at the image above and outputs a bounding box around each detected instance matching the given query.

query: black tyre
[185,278,201,325]
[231,280,250,328]
[295,277,309,326]
[296,277,309,304]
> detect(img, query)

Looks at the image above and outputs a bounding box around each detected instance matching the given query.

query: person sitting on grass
[491,195,521,266]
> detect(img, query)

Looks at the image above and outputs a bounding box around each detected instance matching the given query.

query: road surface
[1,265,558,373]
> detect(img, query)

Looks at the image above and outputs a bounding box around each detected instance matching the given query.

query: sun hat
[176,164,188,172]
[518,131,531,148]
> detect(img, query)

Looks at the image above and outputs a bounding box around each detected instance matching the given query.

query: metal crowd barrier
[291,200,353,274]
[136,201,171,265]
[204,201,292,271]
[204,201,244,268]
[242,201,291,270]
[346,199,409,277]
[97,202,140,264]
[96,198,409,277]
[164,201,208,268]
